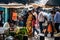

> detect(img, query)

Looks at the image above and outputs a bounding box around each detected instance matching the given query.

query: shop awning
[0,3,25,8]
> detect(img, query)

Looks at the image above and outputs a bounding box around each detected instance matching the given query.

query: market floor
[28,28,40,40]
[28,37,40,40]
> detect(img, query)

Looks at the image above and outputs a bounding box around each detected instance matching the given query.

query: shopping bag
[42,21,48,27]
[47,24,52,33]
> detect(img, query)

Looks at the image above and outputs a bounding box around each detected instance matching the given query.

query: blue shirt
[54,12,60,23]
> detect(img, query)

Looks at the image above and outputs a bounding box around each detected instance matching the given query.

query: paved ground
[28,28,40,40]
[28,37,40,40]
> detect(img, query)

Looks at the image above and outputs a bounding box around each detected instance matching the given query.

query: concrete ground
[28,28,40,40]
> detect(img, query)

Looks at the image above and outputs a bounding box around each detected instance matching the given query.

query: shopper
[12,11,17,25]
[27,11,33,21]
[32,16,39,36]
[54,10,60,33]
[26,11,33,36]
[38,11,45,33]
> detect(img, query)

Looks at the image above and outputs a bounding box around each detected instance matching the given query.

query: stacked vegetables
[8,27,28,40]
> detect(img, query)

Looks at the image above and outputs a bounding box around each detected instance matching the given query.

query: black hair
[7,19,13,23]
[32,9,35,12]
[48,21,53,27]
[28,10,31,12]
[28,10,33,16]
[7,19,11,23]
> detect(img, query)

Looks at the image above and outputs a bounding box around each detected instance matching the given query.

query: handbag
[42,20,48,26]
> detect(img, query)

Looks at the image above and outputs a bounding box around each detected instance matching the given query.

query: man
[54,10,60,33]
[38,11,45,33]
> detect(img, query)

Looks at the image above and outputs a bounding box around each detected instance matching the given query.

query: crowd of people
[2,7,60,37]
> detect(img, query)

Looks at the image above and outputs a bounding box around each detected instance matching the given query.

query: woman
[32,16,39,36]
[26,11,33,36]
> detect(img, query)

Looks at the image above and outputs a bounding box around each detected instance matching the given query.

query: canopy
[0,3,25,8]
